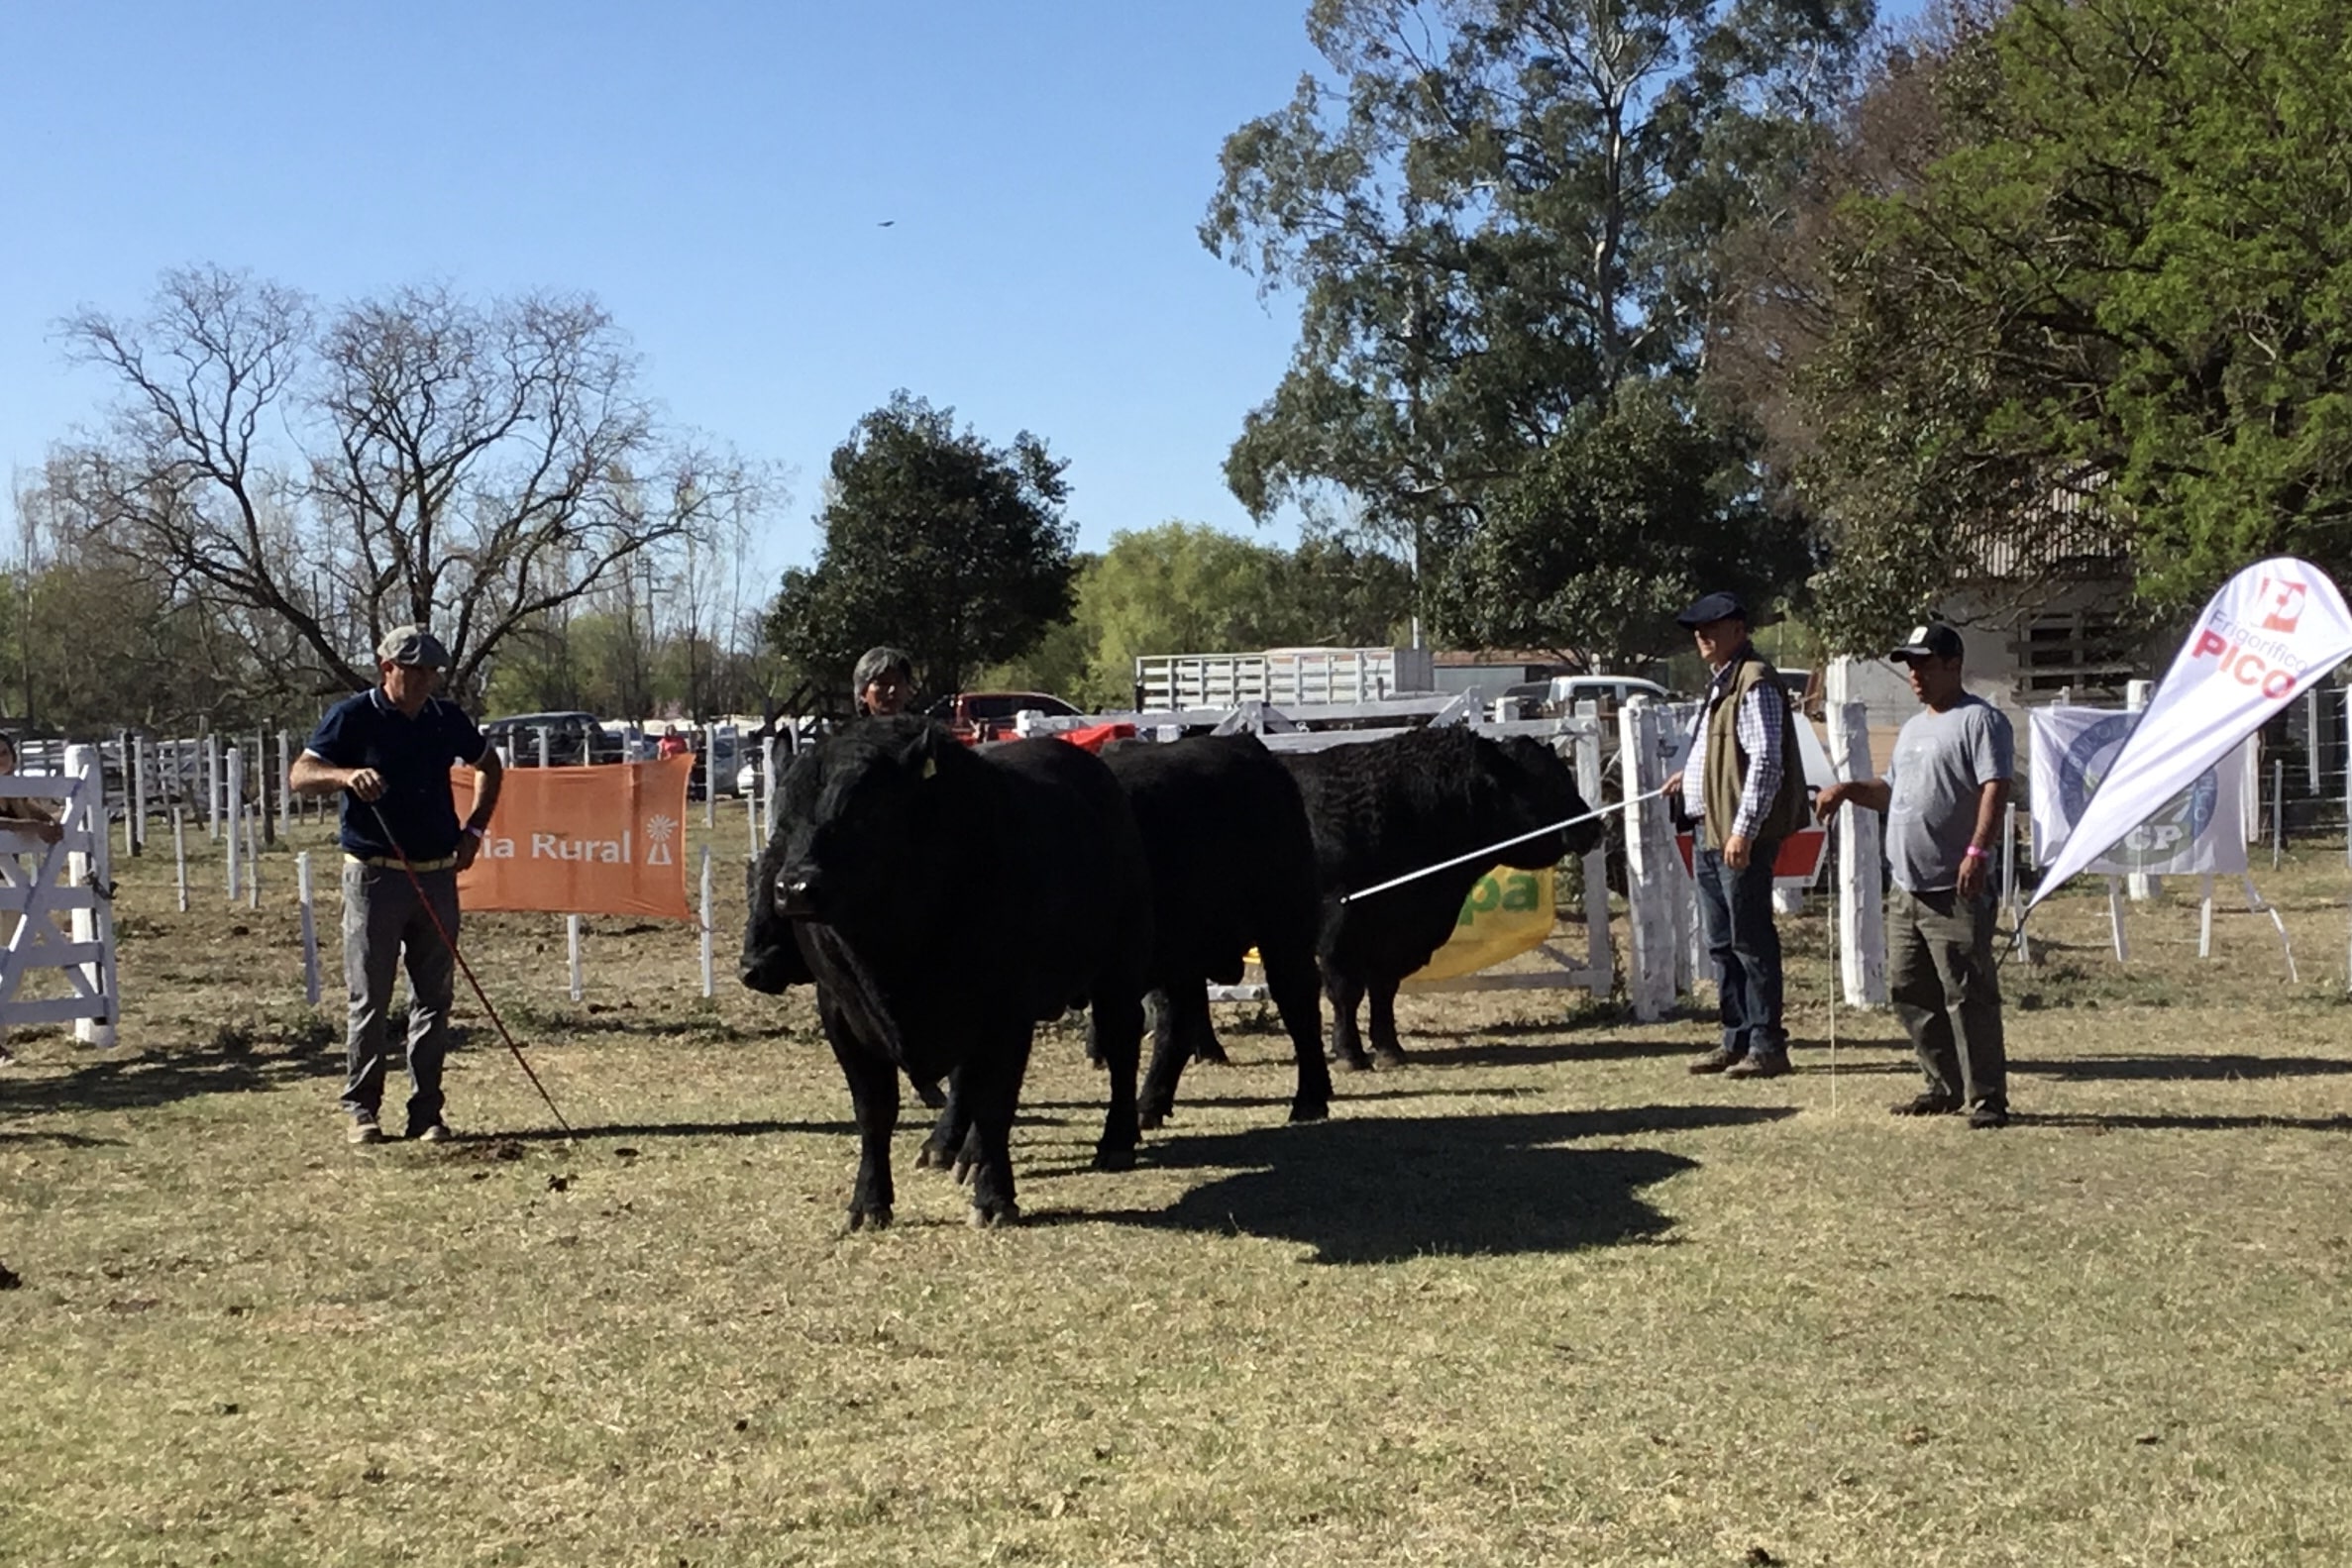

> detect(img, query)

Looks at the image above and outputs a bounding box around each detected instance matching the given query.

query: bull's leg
[909,1074,947,1110]
[1189,1001,1230,1066]
[1325,969,1372,1073]
[916,1067,969,1170]
[1263,943,1332,1120]
[818,1003,898,1230]
[1137,986,1186,1130]
[1368,974,1409,1067]
[1138,982,1208,1130]
[1092,987,1145,1171]
[961,1027,1034,1227]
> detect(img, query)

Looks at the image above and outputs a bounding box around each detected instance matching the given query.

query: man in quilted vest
[1661,591,1809,1079]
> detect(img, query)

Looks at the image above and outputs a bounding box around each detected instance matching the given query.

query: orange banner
[452,757,694,919]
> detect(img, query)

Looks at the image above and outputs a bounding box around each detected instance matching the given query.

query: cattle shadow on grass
[1055,1102,1793,1265]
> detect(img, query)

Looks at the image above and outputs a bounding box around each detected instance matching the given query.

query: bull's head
[737,716,961,993]
[1486,735,1603,867]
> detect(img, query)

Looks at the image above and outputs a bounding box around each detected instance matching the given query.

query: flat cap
[1674,590,1749,629]
[375,625,452,670]
[1890,623,1965,662]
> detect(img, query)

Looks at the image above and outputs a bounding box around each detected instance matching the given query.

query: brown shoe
[1724,1050,1790,1080]
[1687,1045,1744,1075]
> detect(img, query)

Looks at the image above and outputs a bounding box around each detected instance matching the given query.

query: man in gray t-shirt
[1815,623,2015,1127]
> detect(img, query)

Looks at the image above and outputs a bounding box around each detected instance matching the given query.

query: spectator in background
[656,729,691,760]
[852,647,916,717]
[1660,590,1810,1081]
[1813,623,2014,1128]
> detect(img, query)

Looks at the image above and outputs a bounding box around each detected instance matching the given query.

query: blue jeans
[1693,841,1786,1060]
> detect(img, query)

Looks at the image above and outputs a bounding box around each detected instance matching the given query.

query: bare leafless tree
[53,265,769,703]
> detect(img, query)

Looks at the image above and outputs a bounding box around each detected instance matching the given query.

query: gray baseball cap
[375,625,452,669]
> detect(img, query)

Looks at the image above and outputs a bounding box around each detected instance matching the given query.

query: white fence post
[1569,705,1614,992]
[297,851,321,1005]
[2125,679,2160,900]
[245,807,261,910]
[704,723,719,829]
[1617,699,1678,1021]
[205,734,221,841]
[65,745,118,1047]
[224,746,243,899]
[761,734,780,841]
[1827,698,1888,1007]
[567,913,585,1002]
[131,734,148,858]
[172,806,187,913]
[277,730,293,837]
[698,845,714,999]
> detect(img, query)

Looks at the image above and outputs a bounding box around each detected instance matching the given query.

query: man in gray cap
[289,625,504,1146]
[1661,590,1809,1079]
[1814,622,2014,1127]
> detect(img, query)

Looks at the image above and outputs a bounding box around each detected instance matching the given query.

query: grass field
[5,817,2352,1566]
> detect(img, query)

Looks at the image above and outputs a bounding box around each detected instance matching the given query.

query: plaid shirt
[1681,662,1788,842]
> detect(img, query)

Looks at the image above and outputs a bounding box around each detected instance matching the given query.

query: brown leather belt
[347,854,459,873]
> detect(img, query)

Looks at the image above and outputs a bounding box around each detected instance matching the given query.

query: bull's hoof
[1328,1050,1372,1073]
[952,1155,978,1187]
[1092,1144,1137,1173]
[1290,1098,1331,1123]
[914,1142,952,1171]
[1193,1040,1230,1066]
[968,1201,1020,1228]
[1371,1045,1410,1069]
[846,1205,894,1232]
[1136,1098,1171,1131]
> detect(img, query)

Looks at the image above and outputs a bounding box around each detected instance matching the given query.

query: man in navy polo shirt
[289,626,504,1146]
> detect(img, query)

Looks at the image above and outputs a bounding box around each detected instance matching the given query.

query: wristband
[1962,844,1987,862]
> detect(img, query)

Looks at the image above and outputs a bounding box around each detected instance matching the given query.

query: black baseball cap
[1890,623,1964,662]
[1674,590,1749,629]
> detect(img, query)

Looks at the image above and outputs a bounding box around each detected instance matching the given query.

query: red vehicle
[924,691,1082,743]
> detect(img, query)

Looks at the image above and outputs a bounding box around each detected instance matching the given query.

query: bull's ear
[900,723,942,781]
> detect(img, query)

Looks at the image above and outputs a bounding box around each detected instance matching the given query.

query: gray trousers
[1888,886,2006,1110]
[340,861,460,1130]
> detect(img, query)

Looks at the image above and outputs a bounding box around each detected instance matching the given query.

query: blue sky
[0,1,1928,587]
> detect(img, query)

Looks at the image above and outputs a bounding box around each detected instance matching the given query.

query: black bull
[739,717,1153,1229]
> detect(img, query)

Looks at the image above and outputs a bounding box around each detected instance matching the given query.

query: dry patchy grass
[4,822,2352,1565]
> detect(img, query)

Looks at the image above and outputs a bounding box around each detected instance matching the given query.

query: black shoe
[1687,1045,1745,1075]
[1968,1104,2010,1130]
[1891,1094,1962,1117]
[1725,1050,1790,1080]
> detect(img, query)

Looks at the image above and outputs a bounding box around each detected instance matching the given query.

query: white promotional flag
[2026,557,2352,913]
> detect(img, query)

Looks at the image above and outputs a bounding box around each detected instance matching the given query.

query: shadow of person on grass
[1,1035,346,1117]
[2014,1053,2352,1083]
[1046,1102,1793,1265]
[2025,1110,2352,1133]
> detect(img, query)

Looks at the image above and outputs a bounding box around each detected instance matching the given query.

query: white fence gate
[0,745,120,1047]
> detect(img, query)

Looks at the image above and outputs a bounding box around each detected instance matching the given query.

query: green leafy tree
[1204,0,1871,641]
[1758,0,2352,647]
[766,393,1078,709]
[1432,381,1806,669]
